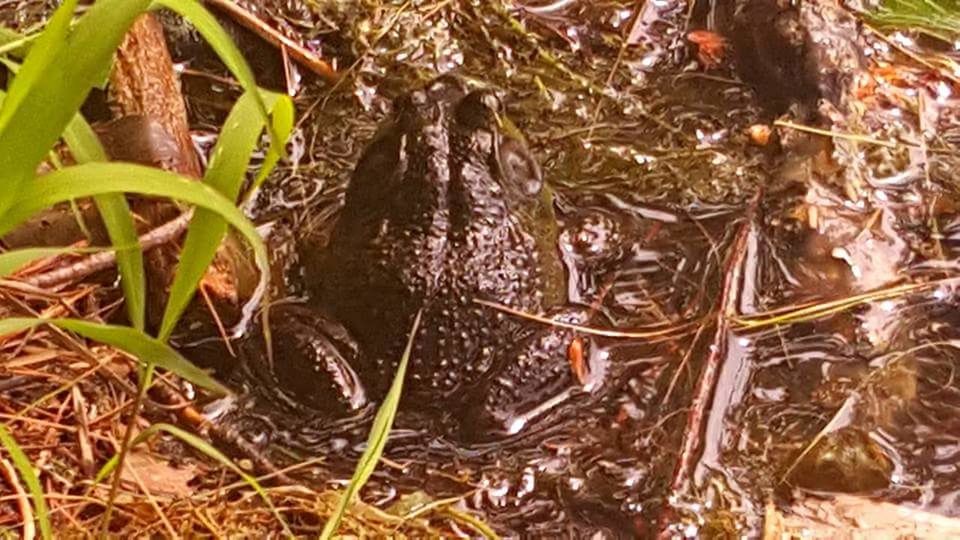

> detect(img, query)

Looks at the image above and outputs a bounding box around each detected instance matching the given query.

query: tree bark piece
[109,12,201,179]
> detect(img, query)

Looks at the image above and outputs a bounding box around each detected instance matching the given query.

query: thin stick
[0,456,35,540]
[204,0,338,82]
[657,191,760,536]
[774,120,899,148]
[21,210,193,289]
[473,298,692,339]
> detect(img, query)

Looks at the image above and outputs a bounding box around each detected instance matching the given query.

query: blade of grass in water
[321,310,423,540]
[93,422,292,536]
[0,317,228,393]
[63,116,146,331]
[0,425,51,540]
[0,0,151,218]
[159,90,293,341]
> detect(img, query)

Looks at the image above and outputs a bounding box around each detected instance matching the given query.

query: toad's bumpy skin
[260,75,595,438]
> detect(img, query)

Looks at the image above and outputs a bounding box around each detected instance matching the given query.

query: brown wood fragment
[109,13,201,179]
[658,191,763,537]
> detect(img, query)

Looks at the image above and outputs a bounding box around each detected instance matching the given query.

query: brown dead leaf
[121,452,198,497]
[687,30,727,69]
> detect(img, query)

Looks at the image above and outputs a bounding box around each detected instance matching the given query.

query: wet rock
[789,427,893,493]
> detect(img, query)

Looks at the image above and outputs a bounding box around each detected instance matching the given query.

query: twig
[863,23,960,86]
[204,0,338,82]
[774,120,899,148]
[0,456,35,540]
[71,386,95,477]
[512,0,578,15]
[657,191,761,537]
[473,298,693,339]
[21,210,193,289]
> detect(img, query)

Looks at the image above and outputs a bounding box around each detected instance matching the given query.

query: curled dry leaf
[687,30,727,69]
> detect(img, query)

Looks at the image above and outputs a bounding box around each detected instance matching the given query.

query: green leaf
[249,93,295,196]
[0,0,78,136]
[0,162,271,342]
[0,162,268,295]
[57,319,229,392]
[62,116,146,331]
[151,0,281,150]
[0,247,86,278]
[0,317,226,392]
[159,90,292,340]
[62,114,108,163]
[0,27,36,58]
[94,196,145,330]
[0,317,227,393]
[0,425,52,540]
[320,310,423,540]
[0,26,21,47]
[0,318,37,335]
[0,0,151,218]
[93,422,292,535]
[872,0,960,41]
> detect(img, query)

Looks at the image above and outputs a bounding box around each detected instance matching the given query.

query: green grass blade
[93,422,292,536]
[159,90,292,341]
[0,318,37,335]
[0,27,36,58]
[92,195,145,330]
[872,0,960,41]
[62,114,108,162]
[62,116,146,331]
[0,0,78,136]
[53,319,228,393]
[0,317,227,393]
[0,26,21,47]
[152,0,280,148]
[0,163,269,301]
[249,94,295,196]
[0,0,151,218]
[0,247,89,277]
[320,310,423,540]
[0,425,52,540]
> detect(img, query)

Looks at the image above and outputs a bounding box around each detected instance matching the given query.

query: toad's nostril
[409,89,428,106]
[426,73,470,102]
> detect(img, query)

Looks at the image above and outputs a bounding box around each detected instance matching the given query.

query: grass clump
[871,0,960,42]
[0,0,293,535]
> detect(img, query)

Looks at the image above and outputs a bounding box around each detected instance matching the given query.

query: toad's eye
[456,89,502,129]
[498,137,542,196]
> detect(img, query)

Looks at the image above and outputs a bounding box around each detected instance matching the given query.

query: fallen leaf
[121,451,198,497]
[687,30,727,69]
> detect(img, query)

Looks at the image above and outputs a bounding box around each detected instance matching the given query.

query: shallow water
[7,0,957,536]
